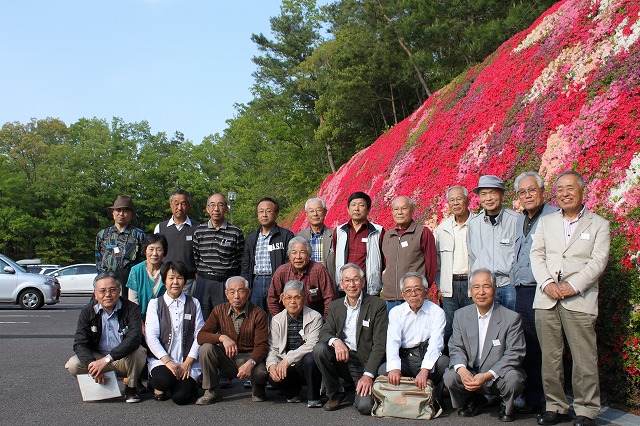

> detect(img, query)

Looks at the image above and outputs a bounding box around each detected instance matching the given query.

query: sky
[1,0,322,143]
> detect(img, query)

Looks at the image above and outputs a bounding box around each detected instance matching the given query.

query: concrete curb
[597,406,640,426]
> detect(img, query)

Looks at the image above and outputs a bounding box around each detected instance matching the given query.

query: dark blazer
[318,293,388,376]
[296,226,336,286]
[448,303,525,381]
[241,224,294,286]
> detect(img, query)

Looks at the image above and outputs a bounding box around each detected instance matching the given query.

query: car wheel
[19,289,44,310]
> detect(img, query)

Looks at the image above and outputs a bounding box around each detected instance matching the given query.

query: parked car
[47,264,97,296]
[16,259,61,275]
[0,254,61,309]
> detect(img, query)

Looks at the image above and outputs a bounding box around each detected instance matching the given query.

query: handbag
[372,375,442,420]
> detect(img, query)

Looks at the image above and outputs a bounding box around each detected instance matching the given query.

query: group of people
[65,169,609,426]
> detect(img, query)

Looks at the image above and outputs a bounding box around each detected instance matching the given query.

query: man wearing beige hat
[467,175,518,311]
[96,195,146,298]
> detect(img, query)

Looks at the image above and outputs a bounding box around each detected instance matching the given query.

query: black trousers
[268,353,321,401]
[515,285,544,409]
[149,365,197,405]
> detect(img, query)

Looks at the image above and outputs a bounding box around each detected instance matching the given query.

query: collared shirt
[454,304,497,378]
[145,293,204,379]
[386,300,446,371]
[254,229,274,275]
[97,300,123,354]
[192,219,244,277]
[522,207,543,237]
[342,293,363,351]
[154,216,193,233]
[309,226,325,264]
[286,312,304,352]
[228,304,248,334]
[95,225,146,272]
[452,218,470,275]
[346,220,371,272]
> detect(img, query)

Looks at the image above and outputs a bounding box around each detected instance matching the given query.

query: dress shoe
[573,415,596,426]
[499,405,516,422]
[124,387,141,403]
[458,394,486,417]
[196,389,223,405]
[251,392,267,402]
[323,392,346,411]
[153,391,169,401]
[537,411,572,425]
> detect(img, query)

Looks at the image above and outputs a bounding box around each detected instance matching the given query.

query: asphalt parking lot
[0,297,578,426]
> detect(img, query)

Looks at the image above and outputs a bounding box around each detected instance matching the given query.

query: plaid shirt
[95,225,146,272]
[253,230,273,275]
[309,227,325,264]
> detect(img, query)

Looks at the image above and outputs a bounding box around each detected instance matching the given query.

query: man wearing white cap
[467,176,518,310]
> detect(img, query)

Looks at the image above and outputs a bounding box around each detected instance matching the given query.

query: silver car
[0,254,61,309]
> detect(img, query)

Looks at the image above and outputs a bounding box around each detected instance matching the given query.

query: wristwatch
[104,355,112,364]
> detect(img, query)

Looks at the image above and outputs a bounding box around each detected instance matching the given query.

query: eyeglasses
[402,287,424,295]
[517,187,541,197]
[283,295,303,302]
[96,287,120,295]
[306,208,325,214]
[341,277,363,285]
[207,202,227,209]
[257,209,275,215]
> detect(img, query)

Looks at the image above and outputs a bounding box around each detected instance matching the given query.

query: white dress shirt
[386,300,446,371]
[145,292,204,380]
[453,304,498,379]
[154,216,193,233]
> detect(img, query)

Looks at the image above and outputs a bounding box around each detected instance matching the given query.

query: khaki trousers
[535,304,600,418]
[65,346,147,388]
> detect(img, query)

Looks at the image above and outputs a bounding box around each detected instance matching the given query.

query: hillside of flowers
[287,0,640,405]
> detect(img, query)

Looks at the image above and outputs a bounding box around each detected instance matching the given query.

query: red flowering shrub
[286,0,640,406]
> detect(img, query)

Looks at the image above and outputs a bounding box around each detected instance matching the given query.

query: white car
[48,264,97,296]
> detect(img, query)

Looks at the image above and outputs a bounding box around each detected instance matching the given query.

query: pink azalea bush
[287,0,640,404]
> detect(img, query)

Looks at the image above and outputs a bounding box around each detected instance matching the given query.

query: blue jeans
[495,284,516,311]
[251,275,271,313]
[442,279,474,344]
[385,300,404,314]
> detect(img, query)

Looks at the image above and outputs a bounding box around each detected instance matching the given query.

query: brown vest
[381,221,426,301]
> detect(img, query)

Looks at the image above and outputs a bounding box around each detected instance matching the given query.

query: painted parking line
[0,314,51,317]
[0,321,30,324]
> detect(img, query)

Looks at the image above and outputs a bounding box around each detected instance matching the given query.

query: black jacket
[241,224,294,286]
[72,297,143,366]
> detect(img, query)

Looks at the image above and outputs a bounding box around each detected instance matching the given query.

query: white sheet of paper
[77,371,122,401]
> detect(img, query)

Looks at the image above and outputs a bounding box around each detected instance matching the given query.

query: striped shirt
[286,312,304,352]
[193,220,245,277]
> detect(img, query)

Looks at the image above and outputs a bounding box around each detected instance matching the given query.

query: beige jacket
[266,306,323,369]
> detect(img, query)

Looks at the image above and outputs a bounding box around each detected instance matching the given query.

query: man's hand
[87,357,110,384]
[457,366,481,391]
[237,360,254,379]
[332,339,350,362]
[559,282,577,298]
[219,335,238,358]
[414,368,430,390]
[274,359,289,380]
[177,357,195,380]
[543,282,564,300]
[387,369,402,386]
[437,290,443,303]
[166,360,184,379]
[356,375,374,397]
[268,365,282,382]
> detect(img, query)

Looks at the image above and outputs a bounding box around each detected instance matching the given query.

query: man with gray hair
[468,175,519,310]
[196,276,269,404]
[378,272,449,394]
[267,236,336,318]
[267,280,324,406]
[510,171,557,415]
[296,197,336,287]
[435,186,474,344]
[381,196,437,313]
[531,170,610,426]
[154,189,200,295]
[444,268,526,422]
[65,271,146,403]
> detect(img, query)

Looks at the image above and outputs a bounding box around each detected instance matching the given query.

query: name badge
[492,339,501,347]
[580,233,590,240]
[299,329,305,338]
[499,238,511,245]
[401,241,409,248]
[184,314,192,320]
[362,319,370,327]
[309,288,318,296]
[113,246,121,254]
[91,326,98,333]
[186,235,193,241]
[361,237,368,243]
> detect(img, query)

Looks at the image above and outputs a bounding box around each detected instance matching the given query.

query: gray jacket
[509,203,558,287]
[468,207,519,287]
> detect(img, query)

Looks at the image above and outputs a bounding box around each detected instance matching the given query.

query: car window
[79,265,97,274]
[58,267,78,276]
[0,260,11,274]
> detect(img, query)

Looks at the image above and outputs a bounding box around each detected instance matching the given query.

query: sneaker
[323,392,346,411]
[251,393,267,402]
[308,399,323,408]
[219,377,233,389]
[287,396,301,403]
[243,380,252,389]
[124,387,141,403]
[196,389,223,405]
